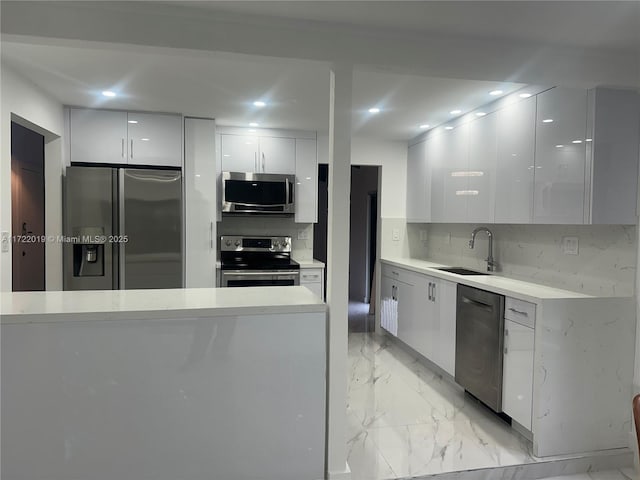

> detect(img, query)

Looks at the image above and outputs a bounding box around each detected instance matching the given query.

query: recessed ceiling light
[542,119,554,123]
[555,144,564,148]
[489,90,503,96]
[585,138,593,142]
[368,107,380,114]
[572,140,582,144]
[450,109,462,115]
[249,122,259,127]
[127,120,138,124]
[141,138,150,142]
[419,124,430,129]
[101,90,116,97]
[519,93,532,98]
[253,101,266,107]
[445,126,454,130]
[475,112,487,117]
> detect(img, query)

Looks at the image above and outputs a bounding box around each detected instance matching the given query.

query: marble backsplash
[401,223,637,297]
[217,216,314,261]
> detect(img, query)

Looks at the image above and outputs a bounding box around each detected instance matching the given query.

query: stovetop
[220,251,300,271]
[219,236,299,271]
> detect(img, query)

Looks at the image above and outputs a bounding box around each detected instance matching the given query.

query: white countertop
[381,258,594,303]
[1,287,326,324]
[294,258,325,268]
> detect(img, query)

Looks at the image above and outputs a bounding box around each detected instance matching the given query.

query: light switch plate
[1,232,9,252]
[562,236,579,255]
[392,229,400,241]
[419,229,427,241]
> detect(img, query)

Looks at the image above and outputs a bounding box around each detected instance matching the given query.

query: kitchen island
[1,287,327,480]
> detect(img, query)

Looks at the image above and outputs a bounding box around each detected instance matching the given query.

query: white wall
[318,135,407,261]
[0,64,65,292]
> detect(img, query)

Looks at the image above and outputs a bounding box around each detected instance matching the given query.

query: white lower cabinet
[381,263,457,377]
[502,298,536,431]
[381,266,415,337]
[300,268,324,300]
[437,280,457,377]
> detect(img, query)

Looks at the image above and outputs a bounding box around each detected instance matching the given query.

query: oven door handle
[222,271,300,276]
[230,201,289,208]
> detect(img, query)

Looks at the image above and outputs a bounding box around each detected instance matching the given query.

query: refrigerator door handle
[118,169,126,289]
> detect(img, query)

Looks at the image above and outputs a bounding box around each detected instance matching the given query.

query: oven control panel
[220,235,292,252]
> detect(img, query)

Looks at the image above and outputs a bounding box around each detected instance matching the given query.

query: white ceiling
[1,41,526,140]
[174,1,640,53]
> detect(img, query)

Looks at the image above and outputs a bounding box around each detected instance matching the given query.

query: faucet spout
[469,227,497,272]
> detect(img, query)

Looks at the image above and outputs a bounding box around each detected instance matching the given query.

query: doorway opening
[313,163,380,332]
[11,121,46,291]
[348,165,379,332]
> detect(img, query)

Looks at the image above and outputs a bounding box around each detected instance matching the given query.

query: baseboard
[327,462,351,480]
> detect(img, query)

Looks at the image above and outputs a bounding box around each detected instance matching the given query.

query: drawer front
[505,297,536,328]
[300,269,322,284]
[381,263,417,285]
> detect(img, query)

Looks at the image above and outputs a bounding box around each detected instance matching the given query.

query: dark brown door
[11,122,45,291]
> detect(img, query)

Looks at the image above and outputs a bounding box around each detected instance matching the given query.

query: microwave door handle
[286,178,291,204]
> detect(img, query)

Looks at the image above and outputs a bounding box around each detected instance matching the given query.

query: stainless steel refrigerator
[63,166,183,290]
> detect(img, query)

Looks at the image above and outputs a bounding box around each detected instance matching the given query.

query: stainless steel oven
[219,235,300,287]
[222,172,295,215]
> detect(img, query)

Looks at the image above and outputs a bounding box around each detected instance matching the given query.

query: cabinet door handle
[209,221,214,249]
[432,283,436,302]
[427,283,432,301]
[130,139,134,159]
[262,152,266,172]
[508,307,528,316]
[504,347,508,355]
[121,138,125,157]
[391,271,399,276]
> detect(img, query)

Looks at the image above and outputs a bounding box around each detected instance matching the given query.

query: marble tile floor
[349,301,376,333]
[539,468,637,480]
[346,332,634,480]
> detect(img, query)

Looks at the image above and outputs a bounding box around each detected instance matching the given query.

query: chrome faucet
[469,227,497,272]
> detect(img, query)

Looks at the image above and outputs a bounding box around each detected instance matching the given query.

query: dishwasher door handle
[462,296,494,312]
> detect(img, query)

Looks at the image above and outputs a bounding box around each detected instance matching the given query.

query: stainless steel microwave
[222,172,295,214]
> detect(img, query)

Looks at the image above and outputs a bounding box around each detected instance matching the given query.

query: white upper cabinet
[495,97,536,223]
[406,141,431,223]
[586,88,640,225]
[69,108,182,167]
[295,138,318,223]
[467,113,497,223]
[533,88,588,224]
[126,113,182,167]
[220,135,259,172]
[184,117,217,288]
[258,137,296,174]
[221,134,295,174]
[428,132,447,222]
[70,109,128,165]
[442,124,469,222]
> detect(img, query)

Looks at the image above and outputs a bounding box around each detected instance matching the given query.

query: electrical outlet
[419,229,427,242]
[561,236,579,255]
[392,229,400,241]
[1,232,9,253]
[445,232,451,245]
[297,229,309,240]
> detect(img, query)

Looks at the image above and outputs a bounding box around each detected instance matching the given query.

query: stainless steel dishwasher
[455,284,505,412]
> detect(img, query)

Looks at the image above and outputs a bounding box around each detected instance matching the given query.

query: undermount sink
[435,267,490,276]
